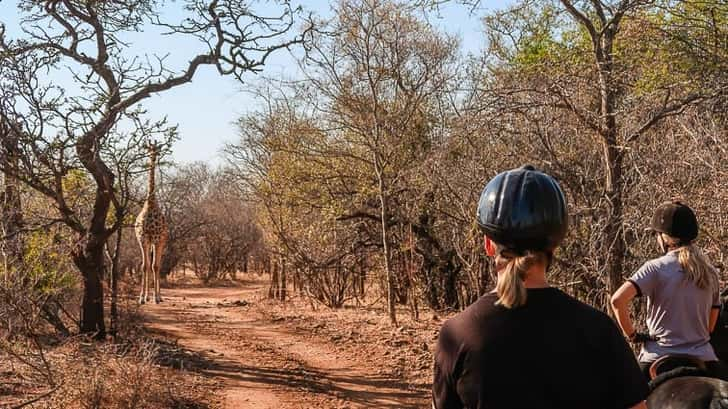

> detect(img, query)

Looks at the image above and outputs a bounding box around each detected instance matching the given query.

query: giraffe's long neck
[147,154,157,203]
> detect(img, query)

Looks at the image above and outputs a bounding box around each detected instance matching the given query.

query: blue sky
[0,1,512,165]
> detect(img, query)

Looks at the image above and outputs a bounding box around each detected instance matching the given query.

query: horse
[646,289,728,408]
[648,375,728,408]
[710,289,728,363]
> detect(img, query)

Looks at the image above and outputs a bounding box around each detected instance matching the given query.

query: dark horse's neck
[648,374,728,409]
[711,289,728,362]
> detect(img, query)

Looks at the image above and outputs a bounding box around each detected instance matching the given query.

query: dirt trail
[142,278,428,408]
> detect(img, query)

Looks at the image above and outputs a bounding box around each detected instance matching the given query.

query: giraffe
[135,142,168,304]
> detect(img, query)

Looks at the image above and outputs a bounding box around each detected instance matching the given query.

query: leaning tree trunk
[73,186,111,338]
[74,131,118,339]
[1,127,24,273]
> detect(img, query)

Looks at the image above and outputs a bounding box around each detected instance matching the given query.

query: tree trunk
[73,238,107,339]
[423,258,440,310]
[395,254,409,305]
[160,248,177,279]
[442,255,460,309]
[269,260,279,299]
[74,128,118,338]
[109,222,123,337]
[602,140,625,303]
[279,257,287,301]
[408,227,419,320]
[595,30,625,309]
[478,256,490,297]
[377,175,397,325]
[1,129,24,274]
[192,255,199,279]
[358,257,366,297]
[293,268,299,292]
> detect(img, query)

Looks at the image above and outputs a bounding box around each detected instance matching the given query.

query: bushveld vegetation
[226,0,727,319]
[0,0,726,407]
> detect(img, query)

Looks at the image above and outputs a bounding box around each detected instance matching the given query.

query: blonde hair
[495,251,545,309]
[661,234,718,291]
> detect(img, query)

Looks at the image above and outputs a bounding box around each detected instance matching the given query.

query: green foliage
[248,111,367,252]
[621,3,726,96]
[23,230,77,296]
[61,169,92,194]
[61,168,95,218]
[511,5,561,67]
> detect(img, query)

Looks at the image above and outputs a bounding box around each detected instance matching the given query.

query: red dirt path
[142,277,431,408]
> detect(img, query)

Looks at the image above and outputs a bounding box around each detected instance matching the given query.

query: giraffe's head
[144,140,162,200]
[146,140,161,165]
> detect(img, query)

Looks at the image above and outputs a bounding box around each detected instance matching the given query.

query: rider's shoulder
[639,252,680,272]
[555,290,615,324]
[438,293,499,336]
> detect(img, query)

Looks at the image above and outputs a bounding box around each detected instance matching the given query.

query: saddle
[648,355,710,391]
[650,355,708,379]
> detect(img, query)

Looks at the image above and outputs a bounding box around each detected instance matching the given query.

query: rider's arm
[611,281,639,338]
[710,307,720,333]
[710,289,721,333]
[613,262,660,338]
[432,359,462,409]
[605,317,650,408]
[432,322,463,409]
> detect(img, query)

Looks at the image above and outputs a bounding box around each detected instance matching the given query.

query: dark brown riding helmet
[476,165,568,253]
[647,201,699,243]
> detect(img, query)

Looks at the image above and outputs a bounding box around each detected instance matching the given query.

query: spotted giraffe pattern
[135,144,168,304]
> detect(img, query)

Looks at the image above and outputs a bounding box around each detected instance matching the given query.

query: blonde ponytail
[679,245,718,291]
[662,234,718,291]
[495,252,542,309]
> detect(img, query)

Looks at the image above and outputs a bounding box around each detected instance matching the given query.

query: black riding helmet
[647,201,698,243]
[476,165,568,253]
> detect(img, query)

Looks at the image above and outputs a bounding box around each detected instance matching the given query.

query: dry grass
[45,340,212,408]
[0,293,221,409]
[1,340,213,409]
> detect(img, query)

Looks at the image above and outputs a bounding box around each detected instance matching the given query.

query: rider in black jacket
[432,166,649,409]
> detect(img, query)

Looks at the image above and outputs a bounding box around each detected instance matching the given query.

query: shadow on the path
[146,328,429,409]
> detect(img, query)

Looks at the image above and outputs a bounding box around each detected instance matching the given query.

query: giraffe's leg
[153,242,165,303]
[138,241,148,304]
[143,243,152,303]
